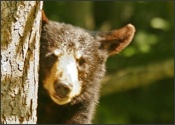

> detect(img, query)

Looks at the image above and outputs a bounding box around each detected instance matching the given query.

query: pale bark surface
[1,1,43,124]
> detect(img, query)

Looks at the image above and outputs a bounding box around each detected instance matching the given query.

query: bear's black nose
[54,81,72,98]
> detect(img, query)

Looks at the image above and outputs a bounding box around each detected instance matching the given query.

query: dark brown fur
[38,13,135,124]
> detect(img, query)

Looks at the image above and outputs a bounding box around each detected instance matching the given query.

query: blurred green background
[43,1,174,124]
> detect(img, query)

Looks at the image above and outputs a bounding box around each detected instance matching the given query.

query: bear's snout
[54,80,73,98]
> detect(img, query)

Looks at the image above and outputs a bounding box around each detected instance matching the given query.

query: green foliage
[93,78,174,124]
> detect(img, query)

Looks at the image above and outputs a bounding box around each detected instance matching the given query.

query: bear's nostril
[54,81,72,98]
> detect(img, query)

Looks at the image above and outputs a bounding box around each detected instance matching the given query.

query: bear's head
[39,20,135,105]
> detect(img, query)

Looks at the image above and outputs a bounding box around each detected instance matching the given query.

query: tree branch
[101,58,174,96]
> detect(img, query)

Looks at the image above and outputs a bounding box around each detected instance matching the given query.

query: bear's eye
[45,53,59,62]
[78,58,86,66]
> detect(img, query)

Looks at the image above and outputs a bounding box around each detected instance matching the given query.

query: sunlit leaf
[150,17,170,30]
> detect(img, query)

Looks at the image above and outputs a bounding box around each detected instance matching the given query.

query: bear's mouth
[50,94,72,105]
[52,94,68,100]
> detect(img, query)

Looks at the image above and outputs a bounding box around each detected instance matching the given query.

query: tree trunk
[1,1,43,124]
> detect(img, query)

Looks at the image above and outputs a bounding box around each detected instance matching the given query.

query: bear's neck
[37,89,94,124]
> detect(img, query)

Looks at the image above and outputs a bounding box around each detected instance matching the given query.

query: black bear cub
[38,11,135,124]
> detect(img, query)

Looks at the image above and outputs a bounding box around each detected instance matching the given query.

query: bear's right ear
[96,24,135,56]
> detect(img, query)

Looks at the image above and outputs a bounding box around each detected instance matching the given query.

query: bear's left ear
[96,24,135,56]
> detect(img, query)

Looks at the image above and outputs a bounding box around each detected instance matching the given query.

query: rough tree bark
[1,1,43,124]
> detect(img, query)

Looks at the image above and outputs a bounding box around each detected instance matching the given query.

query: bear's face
[40,21,135,105]
[40,21,107,105]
